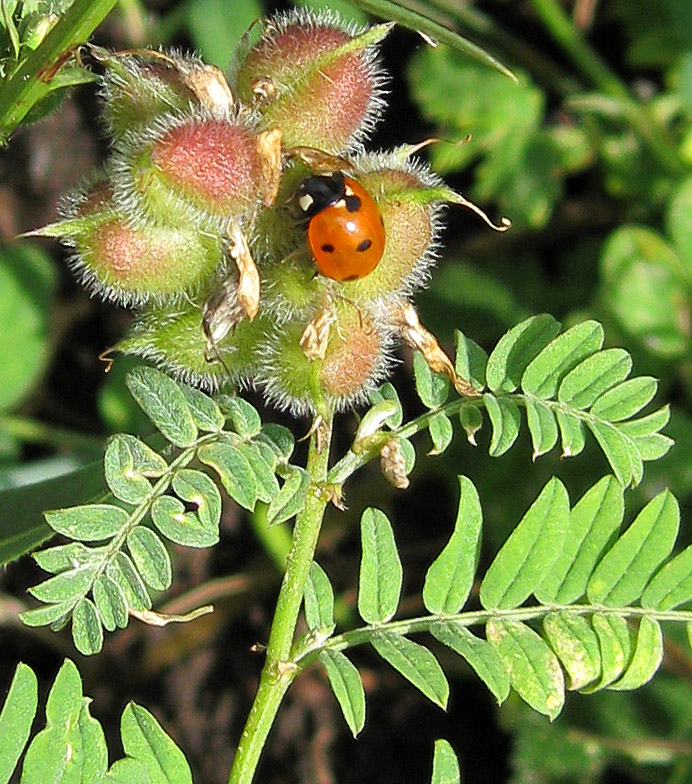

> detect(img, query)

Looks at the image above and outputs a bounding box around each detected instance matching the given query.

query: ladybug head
[297,171,346,218]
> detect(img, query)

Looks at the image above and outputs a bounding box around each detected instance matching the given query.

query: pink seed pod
[233,9,390,154]
[257,301,395,417]
[111,111,266,232]
[33,177,224,305]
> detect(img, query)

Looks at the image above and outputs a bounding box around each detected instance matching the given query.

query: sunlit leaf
[358,508,402,624]
[480,478,569,609]
[486,619,564,719]
[423,476,482,614]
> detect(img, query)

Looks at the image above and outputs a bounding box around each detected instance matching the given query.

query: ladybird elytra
[298,172,386,282]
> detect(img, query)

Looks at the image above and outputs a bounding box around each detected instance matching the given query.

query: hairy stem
[228,413,334,784]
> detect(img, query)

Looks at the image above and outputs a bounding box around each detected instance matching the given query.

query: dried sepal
[228,222,260,321]
[380,437,410,490]
[391,301,480,397]
[300,297,336,361]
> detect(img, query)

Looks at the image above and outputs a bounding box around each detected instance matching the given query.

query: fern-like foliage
[330,315,672,488]
[19,316,673,657]
[0,659,461,784]
[297,475,691,734]
[0,660,193,783]
[21,366,304,655]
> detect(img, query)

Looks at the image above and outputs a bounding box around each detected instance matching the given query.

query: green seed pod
[233,9,390,153]
[115,297,268,391]
[258,301,393,416]
[111,111,265,232]
[34,177,224,305]
[94,48,201,140]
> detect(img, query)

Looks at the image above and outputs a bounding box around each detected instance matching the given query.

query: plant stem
[0,0,117,144]
[228,414,334,784]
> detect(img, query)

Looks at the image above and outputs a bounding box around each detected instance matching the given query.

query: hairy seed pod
[233,9,389,153]
[258,301,394,416]
[111,112,264,231]
[115,298,268,391]
[34,178,224,305]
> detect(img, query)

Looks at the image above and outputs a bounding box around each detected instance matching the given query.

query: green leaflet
[106,704,192,783]
[126,366,198,448]
[430,622,510,705]
[542,612,601,691]
[237,441,280,503]
[319,650,365,737]
[413,350,450,408]
[486,619,564,719]
[178,383,225,432]
[266,466,310,525]
[304,562,335,633]
[127,527,172,592]
[557,348,632,408]
[371,632,449,709]
[151,494,219,548]
[590,376,658,422]
[521,320,604,399]
[427,411,454,455]
[587,420,643,487]
[172,469,222,530]
[535,476,623,604]
[369,382,404,428]
[555,410,586,457]
[431,739,461,784]
[454,330,487,391]
[524,398,558,459]
[358,508,402,624]
[45,504,128,542]
[423,476,482,614]
[21,660,107,784]
[587,490,679,606]
[217,395,262,437]
[259,423,295,462]
[104,434,165,504]
[642,540,692,609]
[107,552,151,612]
[198,441,258,510]
[485,314,560,393]
[72,598,104,656]
[484,393,521,456]
[583,614,632,691]
[0,663,38,784]
[608,617,663,691]
[93,574,129,632]
[480,478,569,609]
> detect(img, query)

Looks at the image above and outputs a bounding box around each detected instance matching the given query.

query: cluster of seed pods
[37,9,506,419]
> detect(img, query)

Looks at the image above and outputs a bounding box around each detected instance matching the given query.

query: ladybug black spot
[321,243,335,253]
[345,194,362,212]
[356,239,372,252]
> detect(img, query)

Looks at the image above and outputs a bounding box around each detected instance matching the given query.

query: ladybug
[297,172,385,282]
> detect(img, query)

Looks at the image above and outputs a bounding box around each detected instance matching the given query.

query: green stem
[529,0,685,174]
[0,0,118,144]
[228,414,334,784]
[0,415,105,454]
